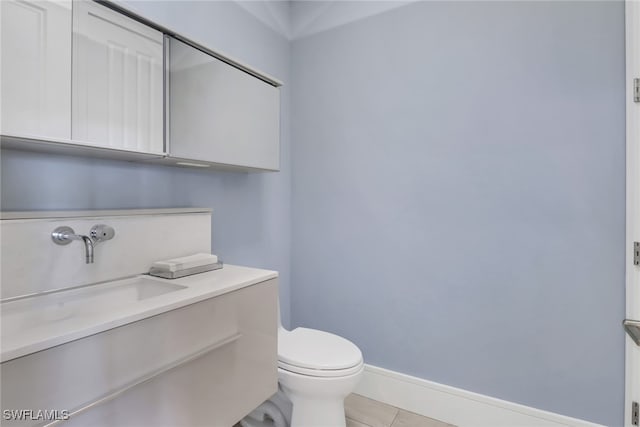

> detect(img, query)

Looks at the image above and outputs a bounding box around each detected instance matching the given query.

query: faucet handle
[90,224,115,242]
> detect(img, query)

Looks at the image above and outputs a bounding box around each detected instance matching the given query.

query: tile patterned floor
[236,393,455,427]
[345,394,455,427]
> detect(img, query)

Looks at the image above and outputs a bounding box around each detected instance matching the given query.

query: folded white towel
[151,253,219,273]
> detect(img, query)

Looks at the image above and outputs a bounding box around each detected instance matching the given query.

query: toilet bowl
[277,327,364,427]
[240,305,364,427]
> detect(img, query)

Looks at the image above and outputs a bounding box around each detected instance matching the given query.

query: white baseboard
[353,364,604,427]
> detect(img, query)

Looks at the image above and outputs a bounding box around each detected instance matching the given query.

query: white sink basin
[0,265,277,363]
[1,276,186,339]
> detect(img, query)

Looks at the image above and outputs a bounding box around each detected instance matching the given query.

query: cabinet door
[169,38,280,170]
[72,1,163,154]
[0,0,71,139]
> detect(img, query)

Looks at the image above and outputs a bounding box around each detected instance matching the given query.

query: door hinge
[635,242,640,266]
[634,79,640,103]
[633,401,639,426]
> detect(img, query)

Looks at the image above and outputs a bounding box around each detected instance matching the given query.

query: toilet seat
[278,328,363,377]
[278,359,364,377]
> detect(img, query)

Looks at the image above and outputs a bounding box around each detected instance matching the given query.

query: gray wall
[290,2,625,425]
[0,0,292,327]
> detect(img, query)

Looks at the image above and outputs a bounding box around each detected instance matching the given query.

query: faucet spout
[51,226,97,264]
[80,235,95,264]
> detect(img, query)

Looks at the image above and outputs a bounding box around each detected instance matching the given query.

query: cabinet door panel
[72,1,163,154]
[169,38,280,170]
[0,0,71,139]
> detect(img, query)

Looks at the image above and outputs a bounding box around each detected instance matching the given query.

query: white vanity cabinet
[72,0,164,154]
[0,0,72,139]
[1,278,278,427]
[169,37,281,171]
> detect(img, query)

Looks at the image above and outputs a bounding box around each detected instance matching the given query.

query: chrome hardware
[634,242,640,266]
[51,226,94,263]
[90,224,115,242]
[51,225,115,264]
[635,78,640,103]
[624,319,640,347]
[51,226,75,245]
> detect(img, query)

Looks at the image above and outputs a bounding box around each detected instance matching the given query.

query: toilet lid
[278,328,363,371]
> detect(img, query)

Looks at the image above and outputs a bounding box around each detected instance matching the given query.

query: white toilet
[276,324,364,427]
[241,309,364,427]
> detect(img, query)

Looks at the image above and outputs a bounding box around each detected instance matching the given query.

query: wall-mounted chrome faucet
[51,225,116,264]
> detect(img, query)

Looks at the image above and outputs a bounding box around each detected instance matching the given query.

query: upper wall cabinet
[72,0,164,154]
[168,37,281,171]
[0,0,72,139]
[1,1,281,170]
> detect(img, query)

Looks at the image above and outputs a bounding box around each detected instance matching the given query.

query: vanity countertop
[1,264,278,362]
